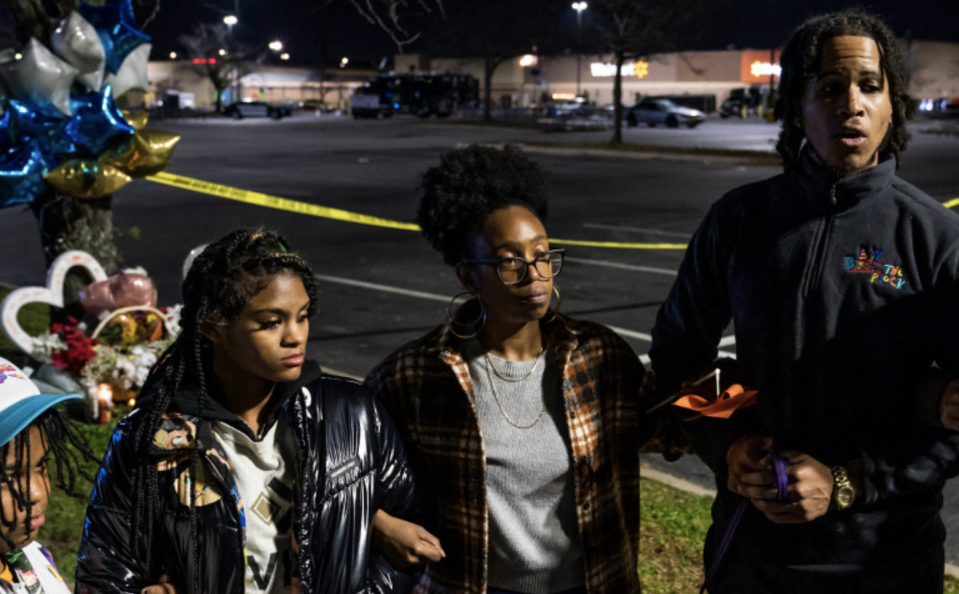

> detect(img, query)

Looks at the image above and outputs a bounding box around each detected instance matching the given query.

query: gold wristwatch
[830,465,856,511]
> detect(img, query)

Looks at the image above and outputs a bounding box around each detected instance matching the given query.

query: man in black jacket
[650,9,959,593]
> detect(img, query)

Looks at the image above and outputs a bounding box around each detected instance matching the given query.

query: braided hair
[129,229,317,592]
[774,8,914,170]
[0,409,96,552]
[417,144,549,266]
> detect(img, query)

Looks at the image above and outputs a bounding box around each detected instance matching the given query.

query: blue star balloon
[6,100,73,164]
[0,140,49,208]
[65,85,135,158]
[0,109,16,154]
[78,0,151,75]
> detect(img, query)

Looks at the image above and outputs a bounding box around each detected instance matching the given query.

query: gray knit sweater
[463,339,585,593]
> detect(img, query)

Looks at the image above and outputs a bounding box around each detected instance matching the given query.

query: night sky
[143,0,959,67]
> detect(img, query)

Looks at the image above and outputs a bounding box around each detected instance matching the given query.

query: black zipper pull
[830,184,838,206]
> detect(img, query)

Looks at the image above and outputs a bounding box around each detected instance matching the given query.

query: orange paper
[672,383,758,419]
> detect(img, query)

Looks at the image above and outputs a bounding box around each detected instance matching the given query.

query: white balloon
[0,38,78,116]
[103,42,150,99]
[51,12,106,92]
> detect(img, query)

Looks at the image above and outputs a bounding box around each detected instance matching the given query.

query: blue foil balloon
[0,140,48,208]
[65,85,135,159]
[0,109,16,154]
[79,0,151,75]
[5,100,71,166]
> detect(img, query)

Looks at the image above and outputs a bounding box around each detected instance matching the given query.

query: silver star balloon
[0,38,78,116]
[51,12,107,92]
[104,42,151,98]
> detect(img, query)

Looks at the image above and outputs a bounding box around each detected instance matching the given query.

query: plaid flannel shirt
[365,314,641,594]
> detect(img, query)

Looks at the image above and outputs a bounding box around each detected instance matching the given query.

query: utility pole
[572,2,587,98]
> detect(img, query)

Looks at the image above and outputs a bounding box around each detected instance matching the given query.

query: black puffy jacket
[75,361,421,593]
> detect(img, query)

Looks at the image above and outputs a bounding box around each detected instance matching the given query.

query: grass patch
[640,476,959,593]
[640,477,711,593]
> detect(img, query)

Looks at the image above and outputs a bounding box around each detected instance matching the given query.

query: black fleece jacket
[651,154,959,568]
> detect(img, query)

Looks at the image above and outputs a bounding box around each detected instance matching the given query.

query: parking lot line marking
[582,223,692,239]
[145,172,689,249]
[944,197,959,209]
[566,256,677,276]
[314,274,450,303]
[552,238,687,249]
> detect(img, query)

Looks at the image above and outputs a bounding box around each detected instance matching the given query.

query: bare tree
[348,0,444,50]
[589,0,703,143]
[179,22,258,113]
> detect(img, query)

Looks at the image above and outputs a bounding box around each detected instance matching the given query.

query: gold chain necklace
[483,348,545,382]
[483,353,547,430]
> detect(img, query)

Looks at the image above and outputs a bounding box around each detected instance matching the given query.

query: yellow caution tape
[944,197,959,209]
[146,171,689,249]
[147,171,420,231]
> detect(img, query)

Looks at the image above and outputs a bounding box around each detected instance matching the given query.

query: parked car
[626,98,705,128]
[222,101,286,120]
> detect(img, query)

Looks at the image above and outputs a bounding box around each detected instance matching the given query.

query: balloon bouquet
[0,0,180,204]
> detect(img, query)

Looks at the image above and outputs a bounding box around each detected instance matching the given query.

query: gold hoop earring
[446,292,487,339]
[544,285,561,323]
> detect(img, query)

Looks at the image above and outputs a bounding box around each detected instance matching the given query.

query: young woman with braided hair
[365,145,642,594]
[76,229,442,594]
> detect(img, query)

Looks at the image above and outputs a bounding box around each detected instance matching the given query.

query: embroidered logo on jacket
[845,247,906,289]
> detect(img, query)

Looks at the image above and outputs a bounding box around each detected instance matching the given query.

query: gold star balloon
[104,129,181,177]
[44,159,132,198]
[120,110,150,131]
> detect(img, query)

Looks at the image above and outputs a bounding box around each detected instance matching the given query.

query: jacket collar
[791,149,897,209]
[164,358,323,441]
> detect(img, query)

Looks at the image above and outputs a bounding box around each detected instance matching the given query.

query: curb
[461,141,781,166]
[641,463,959,578]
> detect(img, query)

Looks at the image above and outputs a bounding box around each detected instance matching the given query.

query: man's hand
[141,575,177,594]
[726,436,834,524]
[372,509,445,570]
[941,379,959,431]
[751,450,833,524]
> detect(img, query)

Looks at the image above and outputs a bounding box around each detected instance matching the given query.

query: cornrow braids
[0,409,97,551]
[774,8,914,171]
[128,229,317,590]
[417,144,549,266]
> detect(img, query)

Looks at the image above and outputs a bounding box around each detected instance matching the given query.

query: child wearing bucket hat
[0,357,95,593]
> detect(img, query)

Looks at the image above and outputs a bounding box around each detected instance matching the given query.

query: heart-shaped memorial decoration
[1,250,108,354]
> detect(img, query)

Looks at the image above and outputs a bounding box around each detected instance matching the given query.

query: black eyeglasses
[461,249,565,285]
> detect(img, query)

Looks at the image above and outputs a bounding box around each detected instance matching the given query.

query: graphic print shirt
[214,415,297,594]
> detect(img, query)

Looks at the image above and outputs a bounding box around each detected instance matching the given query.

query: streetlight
[269,40,283,52]
[571,2,587,98]
[280,53,290,61]
[222,15,239,106]
[169,51,177,59]
[340,56,349,68]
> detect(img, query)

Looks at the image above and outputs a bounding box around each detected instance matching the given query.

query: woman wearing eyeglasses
[365,145,642,594]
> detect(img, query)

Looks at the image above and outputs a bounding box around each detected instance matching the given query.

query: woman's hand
[141,575,177,594]
[372,509,445,569]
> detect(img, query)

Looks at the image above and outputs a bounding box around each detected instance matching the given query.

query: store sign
[741,50,781,83]
[591,61,649,78]
[750,61,781,77]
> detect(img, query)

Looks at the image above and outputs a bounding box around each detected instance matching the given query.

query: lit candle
[97,383,113,424]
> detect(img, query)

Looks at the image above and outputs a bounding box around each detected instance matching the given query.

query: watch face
[838,488,854,506]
